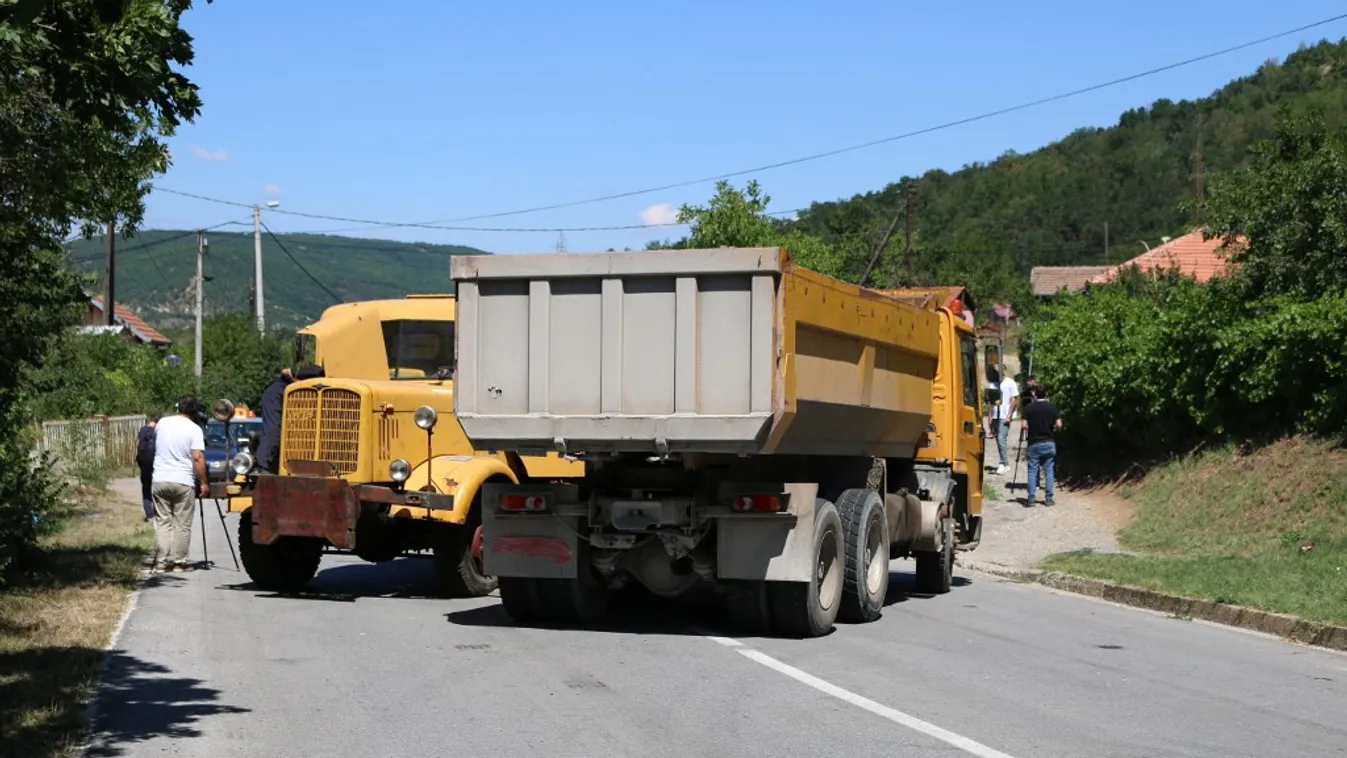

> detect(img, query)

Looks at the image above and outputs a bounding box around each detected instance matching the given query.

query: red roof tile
[1029,266,1114,296]
[1088,229,1244,285]
[88,296,171,345]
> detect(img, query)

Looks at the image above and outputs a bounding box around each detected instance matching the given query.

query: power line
[405,12,1347,223]
[152,186,801,233]
[259,220,343,304]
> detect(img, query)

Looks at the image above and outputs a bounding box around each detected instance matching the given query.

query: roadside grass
[0,485,151,758]
[1042,436,1347,626]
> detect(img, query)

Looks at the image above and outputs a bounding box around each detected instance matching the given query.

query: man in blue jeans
[1022,384,1062,506]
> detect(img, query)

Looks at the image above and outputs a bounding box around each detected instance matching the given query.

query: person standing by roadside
[1022,384,1063,507]
[991,369,1019,475]
[135,412,160,521]
[151,396,210,571]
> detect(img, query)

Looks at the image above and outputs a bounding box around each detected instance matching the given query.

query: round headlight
[389,458,411,483]
[414,405,438,430]
[230,452,255,476]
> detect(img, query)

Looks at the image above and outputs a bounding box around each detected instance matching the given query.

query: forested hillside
[778,38,1347,306]
[65,229,487,330]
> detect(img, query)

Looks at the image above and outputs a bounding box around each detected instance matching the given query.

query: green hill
[780,38,1347,296]
[65,229,488,331]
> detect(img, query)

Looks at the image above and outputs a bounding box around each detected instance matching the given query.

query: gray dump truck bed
[450,247,940,458]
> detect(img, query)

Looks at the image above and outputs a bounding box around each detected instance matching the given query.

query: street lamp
[253,200,280,332]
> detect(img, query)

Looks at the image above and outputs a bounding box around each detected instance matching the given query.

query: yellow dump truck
[448,247,986,638]
[212,295,583,596]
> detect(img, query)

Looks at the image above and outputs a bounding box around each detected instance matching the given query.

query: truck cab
[214,294,583,597]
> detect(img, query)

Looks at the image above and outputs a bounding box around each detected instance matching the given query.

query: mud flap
[480,482,581,579]
[715,483,819,582]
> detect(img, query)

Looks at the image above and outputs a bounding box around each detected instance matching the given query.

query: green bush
[1031,271,1347,466]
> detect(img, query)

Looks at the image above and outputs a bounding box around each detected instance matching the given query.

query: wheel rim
[470,525,485,574]
[864,511,886,594]
[817,526,843,611]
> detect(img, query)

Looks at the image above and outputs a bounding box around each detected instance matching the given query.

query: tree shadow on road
[0,647,248,758]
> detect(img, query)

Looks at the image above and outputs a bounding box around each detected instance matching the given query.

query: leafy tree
[647,180,845,277]
[0,0,210,579]
[1195,108,1347,300]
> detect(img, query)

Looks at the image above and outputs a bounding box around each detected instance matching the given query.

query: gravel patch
[964,422,1131,571]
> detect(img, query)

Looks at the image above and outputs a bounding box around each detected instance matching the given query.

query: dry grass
[0,489,151,758]
[1044,437,1347,625]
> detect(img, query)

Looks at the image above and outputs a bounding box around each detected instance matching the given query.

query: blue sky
[146,0,1347,254]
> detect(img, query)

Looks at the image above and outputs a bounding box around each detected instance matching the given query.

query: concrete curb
[961,559,1347,654]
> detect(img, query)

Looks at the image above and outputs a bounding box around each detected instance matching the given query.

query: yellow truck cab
[212,294,583,596]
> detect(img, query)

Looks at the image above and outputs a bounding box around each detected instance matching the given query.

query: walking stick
[212,496,241,570]
[197,495,211,568]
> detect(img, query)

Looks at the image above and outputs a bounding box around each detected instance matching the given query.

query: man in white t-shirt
[151,395,210,572]
[991,372,1019,474]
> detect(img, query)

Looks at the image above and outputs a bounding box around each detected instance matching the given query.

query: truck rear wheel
[237,506,323,593]
[768,498,843,638]
[836,488,889,623]
[913,516,954,594]
[498,577,545,622]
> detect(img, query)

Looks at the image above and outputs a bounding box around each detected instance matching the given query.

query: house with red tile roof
[83,295,171,347]
[1087,228,1244,286]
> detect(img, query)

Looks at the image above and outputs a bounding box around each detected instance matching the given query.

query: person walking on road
[1022,384,1063,507]
[135,411,160,521]
[151,396,210,572]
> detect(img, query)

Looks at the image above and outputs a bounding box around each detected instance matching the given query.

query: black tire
[721,580,772,635]
[768,498,844,639]
[432,523,498,598]
[836,488,889,623]
[237,506,323,593]
[913,516,954,595]
[498,577,545,622]
[539,558,611,625]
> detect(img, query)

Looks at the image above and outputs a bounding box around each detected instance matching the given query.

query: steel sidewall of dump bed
[450,247,939,458]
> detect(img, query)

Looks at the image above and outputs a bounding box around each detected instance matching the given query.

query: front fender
[401,455,518,524]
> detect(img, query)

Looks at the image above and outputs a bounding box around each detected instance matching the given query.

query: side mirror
[211,398,236,423]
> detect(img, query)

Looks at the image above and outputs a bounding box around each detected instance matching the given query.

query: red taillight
[498,493,547,512]
[732,494,782,512]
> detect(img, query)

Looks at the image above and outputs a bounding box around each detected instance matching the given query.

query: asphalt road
[85,496,1347,758]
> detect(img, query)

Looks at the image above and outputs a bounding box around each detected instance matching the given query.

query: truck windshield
[382,319,455,380]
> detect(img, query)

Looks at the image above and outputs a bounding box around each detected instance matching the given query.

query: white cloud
[263,183,282,198]
[639,203,679,226]
[190,144,229,162]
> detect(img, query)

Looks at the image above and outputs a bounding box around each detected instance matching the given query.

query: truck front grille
[282,388,362,474]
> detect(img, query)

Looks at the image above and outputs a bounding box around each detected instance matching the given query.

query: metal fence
[36,414,147,470]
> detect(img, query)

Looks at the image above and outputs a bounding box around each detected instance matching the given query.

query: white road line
[727,644,1020,758]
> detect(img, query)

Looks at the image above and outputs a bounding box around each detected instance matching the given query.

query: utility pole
[556,231,567,254]
[195,230,207,385]
[901,186,916,281]
[253,204,265,333]
[104,219,116,325]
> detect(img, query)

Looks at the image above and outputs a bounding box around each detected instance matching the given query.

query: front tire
[836,488,889,623]
[237,506,323,593]
[768,498,844,639]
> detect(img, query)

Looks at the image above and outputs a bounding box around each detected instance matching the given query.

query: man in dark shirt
[255,364,325,474]
[135,412,161,520]
[1022,384,1062,506]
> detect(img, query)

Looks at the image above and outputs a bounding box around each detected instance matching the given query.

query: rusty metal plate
[251,474,359,549]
